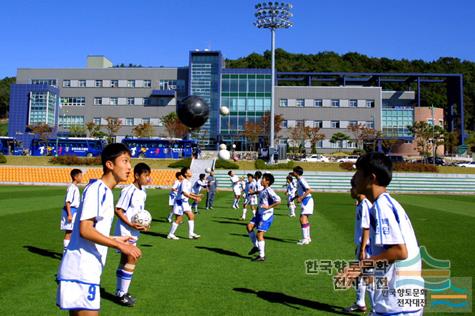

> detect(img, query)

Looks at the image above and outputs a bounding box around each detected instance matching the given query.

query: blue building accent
[8,84,59,149]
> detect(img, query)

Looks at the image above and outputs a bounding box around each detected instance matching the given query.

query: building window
[366,121,375,128]
[127,80,135,88]
[59,115,84,128]
[280,99,288,107]
[93,117,101,125]
[331,120,340,128]
[314,99,322,107]
[331,99,340,107]
[142,117,150,124]
[125,118,134,126]
[296,99,305,107]
[32,79,57,87]
[281,120,288,128]
[349,99,358,107]
[61,97,85,106]
[111,80,118,88]
[127,97,135,105]
[158,99,167,106]
[94,97,102,105]
[159,79,186,92]
[144,80,151,88]
[110,97,118,105]
[78,80,86,87]
[314,120,323,128]
[143,97,150,105]
[366,99,375,108]
[317,140,323,148]
[63,80,71,88]
[349,120,358,127]
[95,80,103,87]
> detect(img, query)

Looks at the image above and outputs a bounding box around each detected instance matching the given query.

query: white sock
[257,240,265,258]
[290,205,296,216]
[356,278,367,307]
[188,220,195,236]
[306,226,311,239]
[242,208,247,219]
[248,231,257,247]
[167,211,173,220]
[367,282,375,310]
[169,222,179,235]
[116,269,133,296]
[63,239,70,252]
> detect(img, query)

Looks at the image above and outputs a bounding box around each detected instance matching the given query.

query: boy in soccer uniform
[240,173,254,220]
[284,174,297,217]
[191,173,207,214]
[228,170,241,209]
[344,152,424,316]
[56,143,141,315]
[292,166,314,245]
[344,179,374,313]
[167,167,201,240]
[61,169,83,252]
[113,162,151,306]
[246,173,281,261]
[167,172,184,223]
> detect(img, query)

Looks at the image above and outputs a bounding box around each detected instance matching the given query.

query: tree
[241,121,261,151]
[260,113,284,146]
[347,123,368,149]
[160,112,188,138]
[85,121,102,138]
[0,77,15,118]
[408,121,445,157]
[465,131,475,153]
[444,130,459,155]
[105,117,122,143]
[287,121,308,154]
[305,127,325,154]
[68,124,86,137]
[330,132,351,149]
[27,123,52,142]
[132,123,156,138]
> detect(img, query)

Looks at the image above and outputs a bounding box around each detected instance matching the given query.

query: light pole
[254,2,293,163]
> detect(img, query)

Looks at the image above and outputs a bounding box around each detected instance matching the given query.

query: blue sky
[0,0,474,78]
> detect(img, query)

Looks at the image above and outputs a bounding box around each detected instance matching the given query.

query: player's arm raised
[79,218,141,259]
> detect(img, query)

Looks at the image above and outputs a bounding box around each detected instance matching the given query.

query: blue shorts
[249,213,274,232]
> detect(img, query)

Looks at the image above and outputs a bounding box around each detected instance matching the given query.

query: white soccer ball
[219,144,227,150]
[131,210,152,227]
[205,167,212,173]
[220,106,230,116]
[218,149,230,160]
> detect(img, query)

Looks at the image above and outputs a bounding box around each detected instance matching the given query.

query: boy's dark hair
[355,152,393,186]
[181,167,190,175]
[293,166,304,176]
[101,143,131,173]
[350,177,355,188]
[227,170,233,176]
[175,171,182,179]
[262,173,275,186]
[199,173,206,180]
[286,175,293,182]
[247,173,254,178]
[254,171,262,179]
[70,168,82,180]
[134,162,151,176]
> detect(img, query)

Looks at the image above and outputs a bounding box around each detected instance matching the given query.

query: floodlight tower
[254,2,293,163]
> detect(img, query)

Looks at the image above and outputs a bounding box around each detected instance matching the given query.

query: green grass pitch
[0,185,474,315]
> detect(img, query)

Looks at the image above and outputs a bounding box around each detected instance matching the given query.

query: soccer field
[0,186,474,315]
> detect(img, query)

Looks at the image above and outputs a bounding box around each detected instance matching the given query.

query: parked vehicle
[414,157,446,166]
[336,155,359,163]
[302,154,330,163]
[122,138,197,159]
[31,138,105,157]
[456,161,475,168]
[387,155,405,163]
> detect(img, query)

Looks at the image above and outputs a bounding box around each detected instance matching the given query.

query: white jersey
[354,198,372,245]
[114,184,147,236]
[230,175,240,189]
[296,177,312,198]
[255,178,264,192]
[370,192,423,314]
[192,179,207,194]
[286,180,297,197]
[258,187,281,219]
[177,178,192,204]
[64,183,80,209]
[170,180,180,199]
[57,180,115,285]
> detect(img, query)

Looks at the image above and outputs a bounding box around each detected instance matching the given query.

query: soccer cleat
[167,234,179,240]
[343,303,367,313]
[189,233,201,239]
[232,205,237,209]
[167,217,172,223]
[116,293,136,307]
[248,246,259,255]
[252,256,265,261]
[239,217,246,221]
[297,238,311,245]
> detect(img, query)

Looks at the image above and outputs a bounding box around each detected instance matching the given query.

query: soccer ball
[219,144,227,150]
[131,210,152,227]
[176,96,210,128]
[205,167,212,173]
[220,106,230,116]
[218,149,230,160]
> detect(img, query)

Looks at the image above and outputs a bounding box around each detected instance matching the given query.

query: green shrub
[339,161,438,173]
[339,162,354,171]
[168,158,192,168]
[0,154,6,164]
[49,156,101,166]
[215,159,239,169]
[255,159,294,170]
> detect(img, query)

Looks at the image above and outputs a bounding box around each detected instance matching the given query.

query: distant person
[191,173,207,213]
[206,170,217,210]
[284,174,297,218]
[167,172,184,222]
[292,166,314,245]
[228,170,241,209]
[56,143,141,314]
[60,169,83,252]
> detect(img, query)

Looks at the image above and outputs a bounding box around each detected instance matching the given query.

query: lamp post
[254,1,293,163]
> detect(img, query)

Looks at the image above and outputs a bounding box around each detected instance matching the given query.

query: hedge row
[49,156,101,166]
[339,162,438,173]
[0,154,6,164]
[255,159,295,170]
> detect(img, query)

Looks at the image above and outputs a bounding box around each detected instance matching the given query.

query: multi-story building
[9,51,464,156]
